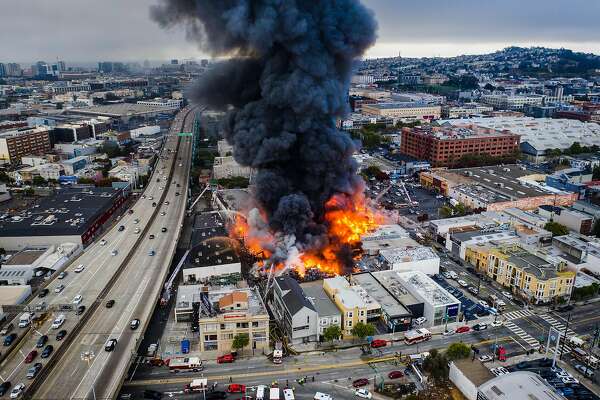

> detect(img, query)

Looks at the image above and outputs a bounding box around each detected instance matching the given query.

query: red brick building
[400,124,520,167]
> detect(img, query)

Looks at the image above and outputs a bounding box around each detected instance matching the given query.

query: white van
[256,385,266,400]
[283,389,295,400]
[314,393,332,400]
[51,314,65,329]
[448,271,458,279]
[18,312,33,328]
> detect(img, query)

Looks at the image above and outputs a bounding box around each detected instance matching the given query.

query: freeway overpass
[0,105,198,399]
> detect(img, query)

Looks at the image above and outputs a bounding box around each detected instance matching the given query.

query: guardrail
[24,107,195,399]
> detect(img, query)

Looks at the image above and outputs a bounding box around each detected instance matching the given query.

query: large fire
[230,191,385,277]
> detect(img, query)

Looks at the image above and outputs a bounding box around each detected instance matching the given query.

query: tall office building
[0,63,6,77]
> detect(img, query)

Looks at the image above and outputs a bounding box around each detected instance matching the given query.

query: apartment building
[481,94,544,110]
[0,127,51,164]
[465,243,574,304]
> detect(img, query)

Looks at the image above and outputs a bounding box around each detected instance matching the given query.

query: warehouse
[182,237,241,285]
[0,187,127,250]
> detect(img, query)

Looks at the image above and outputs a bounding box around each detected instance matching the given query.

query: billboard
[59,175,78,184]
[446,303,459,317]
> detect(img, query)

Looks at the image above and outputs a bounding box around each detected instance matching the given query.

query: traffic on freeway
[0,106,196,399]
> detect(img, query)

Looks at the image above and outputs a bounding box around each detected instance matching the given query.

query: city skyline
[2,0,600,63]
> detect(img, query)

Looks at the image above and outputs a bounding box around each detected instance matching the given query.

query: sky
[1,0,600,64]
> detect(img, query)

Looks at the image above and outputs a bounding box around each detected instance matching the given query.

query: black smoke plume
[152,0,377,269]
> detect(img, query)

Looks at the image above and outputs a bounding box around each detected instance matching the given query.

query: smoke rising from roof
[151,0,377,270]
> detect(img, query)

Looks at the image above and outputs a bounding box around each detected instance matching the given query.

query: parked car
[442,272,452,279]
[0,382,11,396]
[478,355,493,363]
[455,326,471,334]
[217,354,235,363]
[501,291,512,299]
[575,364,594,378]
[227,384,246,393]
[9,383,24,399]
[26,363,42,380]
[370,339,387,348]
[24,350,38,363]
[468,286,479,295]
[414,317,427,325]
[355,389,372,399]
[106,299,115,308]
[352,378,369,388]
[4,333,17,346]
[442,329,455,336]
[457,280,469,287]
[388,371,403,379]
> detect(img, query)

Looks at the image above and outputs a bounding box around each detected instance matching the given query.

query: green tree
[446,342,471,360]
[545,148,562,158]
[544,221,569,237]
[22,187,34,196]
[350,322,376,341]
[32,176,47,186]
[0,171,11,183]
[439,205,453,218]
[323,325,342,344]
[454,203,467,216]
[422,348,449,382]
[232,333,249,354]
[100,141,122,158]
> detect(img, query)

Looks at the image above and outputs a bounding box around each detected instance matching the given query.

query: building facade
[362,102,441,121]
[0,127,51,164]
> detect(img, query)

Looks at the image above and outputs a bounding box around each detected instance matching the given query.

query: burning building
[152,0,378,276]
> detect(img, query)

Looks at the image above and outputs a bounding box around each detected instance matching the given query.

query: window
[252,321,259,328]
[236,322,249,329]
[221,333,234,340]
[347,311,353,318]
[347,320,352,327]
[204,334,217,341]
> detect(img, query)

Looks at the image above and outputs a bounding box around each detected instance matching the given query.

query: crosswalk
[503,309,535,321]
[538,313,577,337]
[503,320,539,347]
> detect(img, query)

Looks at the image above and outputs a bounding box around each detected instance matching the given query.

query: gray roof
[478,371,566,400]
[352,272,412,318]
[275,276,315,316]
[185,237,240,268]
[300,281,341,318]
[69,103,176,117]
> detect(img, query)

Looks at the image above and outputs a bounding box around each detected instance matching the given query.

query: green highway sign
[178,132,193,137]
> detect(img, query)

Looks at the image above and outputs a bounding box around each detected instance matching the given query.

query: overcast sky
[2,0,600,64]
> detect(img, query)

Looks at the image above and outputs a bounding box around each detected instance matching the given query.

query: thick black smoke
[152,0,377,264]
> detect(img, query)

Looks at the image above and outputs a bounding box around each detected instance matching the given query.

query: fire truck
[272,341,283,364]
[168,356,204,372]
[403,328,432,345]
[184,378,208,393]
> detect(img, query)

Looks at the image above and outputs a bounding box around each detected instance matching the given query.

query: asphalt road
[32,107,197,400]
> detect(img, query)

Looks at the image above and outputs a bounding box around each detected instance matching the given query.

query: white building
[137,98,182,109]
[217,140,233,157]
[182,238,241,284]
[379,247,440,275]
[130,125,161,138]
[213,156,252,180]
[481,94,544,110]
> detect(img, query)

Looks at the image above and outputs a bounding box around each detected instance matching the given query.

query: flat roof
[324,276,379,310]
[190,213,228,247]
[185,237,240,269]
[69,103,176,117]
[4,248,46,265]
[397,270,460,307]
[0,187,123,237]
[365,102,440,110]
[371,270,420,307]
[380,246,439,263]
[0,285,32,305]
[451,358,495,387]
[352,273,411,318]
[478,371,566,400]
[407,124,519,140]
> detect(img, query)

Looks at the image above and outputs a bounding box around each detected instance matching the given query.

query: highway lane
[35,108,196,399]
[0,108,192,396]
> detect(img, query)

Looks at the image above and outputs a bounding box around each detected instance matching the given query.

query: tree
[446,342,471,360]
[32,176,47,186]
[544,221,569,237]
[422,349,449,382]
[323,325,342,344]
[439,205,453,218]
[483,83,495,91]
[232,333,249,354]
[350,322,375,341]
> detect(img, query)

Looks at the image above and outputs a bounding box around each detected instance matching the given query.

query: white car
[111,249,118,256]
[478,300,489,307]
[133,219,140,224]
[51,314,65,329]
[134,228,140,234]
[458,279,469,287]
[74,264,85,273]
[54,284,65,294]
[449,271,458,279]
[10,383,25,399]
[491,367,509,376]
[314,393,332,400]
[414,317,427,325]
[562,376,579,384]
[491,320,503,327]
[501,291,512,299]
[442,329,455,336]
[72,295,83,305]
[478,355,493,363]
[99,239,107,246]
[442,272,452,279]
[355,389,372,399]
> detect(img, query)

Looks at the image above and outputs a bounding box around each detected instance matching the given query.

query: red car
[388,370,403,379]
[227,384,246,393]
[24,350,38,363]
[370,339,387,348]
[352,378,369,388]
[455,326,471,334]
[217,354,235,364]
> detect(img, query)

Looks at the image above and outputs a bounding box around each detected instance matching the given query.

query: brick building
[400,124,520,167]
[0,127,52,164]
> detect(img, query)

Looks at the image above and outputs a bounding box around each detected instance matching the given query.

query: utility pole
[559,312,571,360]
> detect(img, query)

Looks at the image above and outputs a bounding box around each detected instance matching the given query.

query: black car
[152,202,157,207]
[38,288,49,298]
[143,390,163,399]
[558,304,574,312]
[41,345,54,358]
[205,391,227,400]
[118,225,125,232]
[0,381,11,396]
[36,335,48,348]
[56,330,67,341]
[161,227,167,233]
[106,299,115,308]
[149,234,155,240]
[76,305,86,315]
[3,333,17,346]
[473,323,488,331]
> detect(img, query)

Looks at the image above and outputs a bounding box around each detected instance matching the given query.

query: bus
[404,328,432,345]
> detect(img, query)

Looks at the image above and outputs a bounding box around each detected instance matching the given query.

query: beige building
[362,102,441,121]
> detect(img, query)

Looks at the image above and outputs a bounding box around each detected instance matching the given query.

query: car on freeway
[130,319,140,330]
[142,195,146,199]
[26,363,42,379]
[134,219,140,224]
[128,209,134,214]
[111,249,118,256]
[164,201,170,206]
[9,383,24,399]
[4,333,17,346]
[227,384,246,393]
[54,284,65,293]
[355,389,372,399]
[414,317,427,325]
[148,249,155,256]
[24,350,38,363]
[51,315,65,329]
[74,264,85,273]
[160,211,166,216]
[370,339,387,348]
[100,239,107,246]
[0,382,11,396]
[161,227,167,233]
[41,345,53,358]
[106,299,115,308]
[149,196,154,201]
[36,335,48,348]
[149,234,155,240]
[455,326,470,334]
[76,305,85,315]
[388,371,403,379]
[118,225,125,232]
[72,294,83,305]
[175,192,180,196]
[501,291,512,299]
[473,323,487,331]
[104,338,118,352]
[477,355,494,364]
[57,271,67,279]
[457,279,469,287]
[352,378,369,388]
[134,227,141,234]
[448,271,458,279]
[217,354,235,363]
[56,330,67,341]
